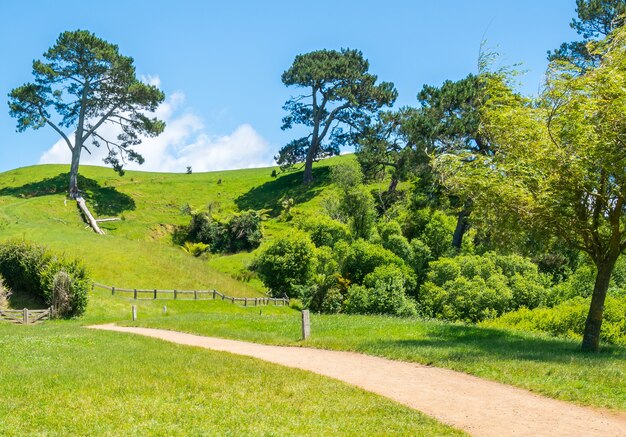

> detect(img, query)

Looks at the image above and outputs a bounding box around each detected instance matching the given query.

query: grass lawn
[103,288,626,411]
[0,323,461,436]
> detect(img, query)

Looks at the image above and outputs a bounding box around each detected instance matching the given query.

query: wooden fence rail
[0,307,53,325]
[91,282,289,306]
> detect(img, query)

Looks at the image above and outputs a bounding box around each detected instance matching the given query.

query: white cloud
[38,79,273,173]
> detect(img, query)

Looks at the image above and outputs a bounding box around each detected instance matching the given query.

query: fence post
[163,305,167,314]
[134,289,138,300]
[112,286,115,296]
[231,297,235,303]
[301,310,310,340]
[174,289,178,300]
[213,290,216,299]
[255,298,258,306]
[48,306,52,320]
[23,308,28,325]
[244,298,248,307]
[194,290,198,300]
[132,305,137,321]
[154,289,157,300]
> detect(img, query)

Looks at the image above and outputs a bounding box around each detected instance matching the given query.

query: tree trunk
[581,257,617,352]
[452,208,470,251]
[387,177,399,195]
[303,141,318,185]
[68,147,82,199]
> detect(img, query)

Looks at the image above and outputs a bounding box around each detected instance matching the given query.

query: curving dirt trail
[88,324,626,437]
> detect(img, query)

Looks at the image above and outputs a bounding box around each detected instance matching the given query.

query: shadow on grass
[235,166,332,216]
[8,289,47,310]
[365,323,625,364]
[0,173,135,216]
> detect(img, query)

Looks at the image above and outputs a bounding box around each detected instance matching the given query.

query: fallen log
[95,218,121,223]
[76,196,104,235]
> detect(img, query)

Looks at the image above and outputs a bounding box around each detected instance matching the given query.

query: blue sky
[0,1,579,173]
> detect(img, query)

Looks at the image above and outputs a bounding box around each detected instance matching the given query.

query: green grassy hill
[0,157,355,295]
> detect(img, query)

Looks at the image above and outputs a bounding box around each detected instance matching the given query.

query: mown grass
[0,323,461,436]
[106,287,626,411]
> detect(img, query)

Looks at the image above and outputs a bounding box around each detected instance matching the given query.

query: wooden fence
[91,283,289,306]
[0,307,53,325]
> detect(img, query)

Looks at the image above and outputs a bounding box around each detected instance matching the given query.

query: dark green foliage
[0,240,89,317]
[278,48,397,183]
[345,265,417,317]
[547,258,626,306]
[548,0,626,70]
[297,216,350,248]
[184,211,262,254]
[8,30,165,195]
[252,232,316,297]
[420,253,549,323]
[486,295,626,345]
[341,239,407,284]
[229,211,263,252]
[421,210,456,259]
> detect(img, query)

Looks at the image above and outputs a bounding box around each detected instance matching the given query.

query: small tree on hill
[278,48,397,184]
[8,30,165,198]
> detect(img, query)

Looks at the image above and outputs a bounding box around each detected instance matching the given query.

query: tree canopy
[8,30,165,197]
[548,0,626,71]
[437,25,626,351]
[277,48,397,184]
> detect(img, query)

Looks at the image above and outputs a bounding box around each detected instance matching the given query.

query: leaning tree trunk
[581,257,617,352]
[452,208,470,251]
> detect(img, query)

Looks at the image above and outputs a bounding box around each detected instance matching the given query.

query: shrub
[184,210,262,253]
[331,162,376,240]
[251,232,316,298]
[409,238,432,282]
[345,265,417,317]
[421,211,456,259]
[182,242,209,257]
[341,239,406,284]
[0,240,89,317]
[321,288,345,313]
[420,252,548,323]
[228,211,263,252]
[0,277,9,309]
[51,271,71,316]
[297,216,350,248]
[483,296,626,345]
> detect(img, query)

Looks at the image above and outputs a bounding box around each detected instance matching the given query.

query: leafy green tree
[411,73,491,250]
[278,48,397,184]
[437,27,626,351]
[331,161,376,239]
[8,30,165,198]
[251,231,316,297]
[548,0,626,71]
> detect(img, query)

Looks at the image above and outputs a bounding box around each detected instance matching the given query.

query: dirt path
[88,324,626,437]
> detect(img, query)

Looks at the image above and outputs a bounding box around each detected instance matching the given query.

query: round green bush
[297,216,350,248]
[341,239,406,284]
[345,265,417,317]
[252,232,316,298]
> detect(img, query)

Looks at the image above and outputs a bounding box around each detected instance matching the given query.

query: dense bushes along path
[89,324,625,437]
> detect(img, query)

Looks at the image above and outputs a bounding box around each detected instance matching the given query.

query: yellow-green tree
[437,26,626,352]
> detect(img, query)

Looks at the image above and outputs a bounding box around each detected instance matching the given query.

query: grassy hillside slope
[0,158,355,295]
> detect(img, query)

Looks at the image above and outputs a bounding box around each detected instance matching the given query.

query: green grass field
[97,288,625,411]
[0,323,461,436]
[1,160,625,435]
